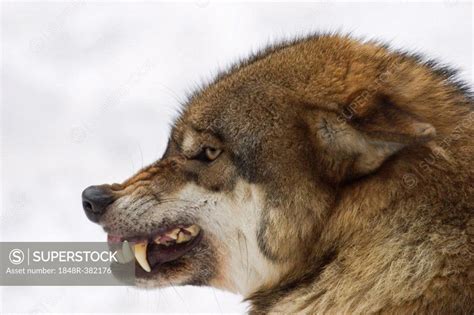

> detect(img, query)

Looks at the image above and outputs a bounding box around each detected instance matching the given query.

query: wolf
[82,34,473,314]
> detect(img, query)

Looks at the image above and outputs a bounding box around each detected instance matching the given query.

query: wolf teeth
[185,225,200,237]
[115,249,125,264]
[134,242,151,272]
[176,232,192,243]
[122,240,134,263]
[129,226,201,271]
[167,228,181,240]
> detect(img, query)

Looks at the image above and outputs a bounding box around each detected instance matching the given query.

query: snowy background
[1,1,472,313]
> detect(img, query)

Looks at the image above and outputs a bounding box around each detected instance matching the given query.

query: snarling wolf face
[82,35,452,296]
[81,81,328,293]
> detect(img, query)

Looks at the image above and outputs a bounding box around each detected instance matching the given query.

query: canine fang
[134,242,151,272]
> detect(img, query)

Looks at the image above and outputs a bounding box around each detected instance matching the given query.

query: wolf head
[82,35,470,297]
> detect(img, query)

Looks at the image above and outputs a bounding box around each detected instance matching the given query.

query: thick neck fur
[248,92,473,314]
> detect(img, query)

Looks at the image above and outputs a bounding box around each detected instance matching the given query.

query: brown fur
[87,34,473,314]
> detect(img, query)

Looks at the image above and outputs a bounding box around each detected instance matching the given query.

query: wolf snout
[81,185,116,223]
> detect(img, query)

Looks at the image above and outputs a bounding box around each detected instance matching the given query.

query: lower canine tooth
[116,249,126,264]
[122,240,134,263]
[134,242,151,272]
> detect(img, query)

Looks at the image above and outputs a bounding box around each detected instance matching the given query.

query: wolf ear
[308,91,436,182]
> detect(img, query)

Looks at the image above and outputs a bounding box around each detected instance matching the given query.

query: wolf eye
[193,147,222,162]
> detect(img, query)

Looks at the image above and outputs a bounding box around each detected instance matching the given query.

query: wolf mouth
[108,224,202,273]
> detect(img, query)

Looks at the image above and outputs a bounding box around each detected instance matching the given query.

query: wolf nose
[81,185,115,223]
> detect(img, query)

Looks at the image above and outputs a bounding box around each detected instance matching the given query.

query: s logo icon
[9,249,24,265]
